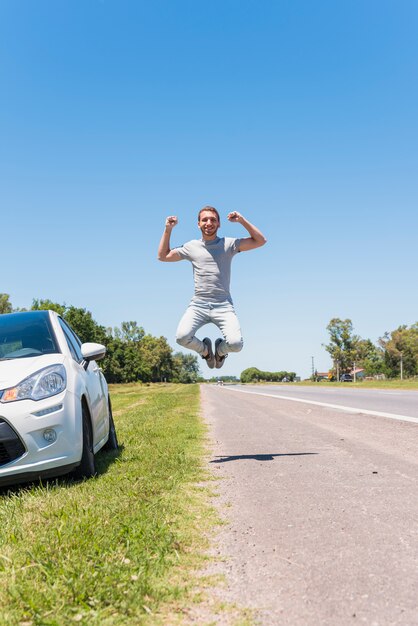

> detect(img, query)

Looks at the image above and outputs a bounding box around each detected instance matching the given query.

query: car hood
[0,354,66,389]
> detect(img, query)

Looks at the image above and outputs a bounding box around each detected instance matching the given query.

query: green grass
[0,383,217,626]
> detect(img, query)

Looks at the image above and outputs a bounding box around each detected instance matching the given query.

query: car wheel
[73,404,96,479]
[103,401,119,451]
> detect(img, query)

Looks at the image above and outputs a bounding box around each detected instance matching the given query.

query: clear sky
[1,0,417,379]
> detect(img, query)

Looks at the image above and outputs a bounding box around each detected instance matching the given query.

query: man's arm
[157,216,182,262]
[227,212,267,251]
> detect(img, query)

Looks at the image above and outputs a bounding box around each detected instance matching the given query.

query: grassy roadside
[0,383,216,626]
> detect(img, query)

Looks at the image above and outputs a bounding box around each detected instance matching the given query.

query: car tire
[103,401,119,451]
[73,404,96,479]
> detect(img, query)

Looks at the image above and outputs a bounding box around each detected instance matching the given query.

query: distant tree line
[0,294,201,384]
[208,375,239,383]
[324,318,418,379]
[240,367,296,383]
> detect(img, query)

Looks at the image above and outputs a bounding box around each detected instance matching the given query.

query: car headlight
[0,365,67,403]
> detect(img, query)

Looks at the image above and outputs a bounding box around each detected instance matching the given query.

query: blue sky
[1,0,417,378]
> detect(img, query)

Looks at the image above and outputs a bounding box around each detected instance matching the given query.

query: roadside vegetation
[3,294,418,385]
[240,367,296,383]
[323,317,418,380]
[238,318,418,384]
[0,294,201,384]
[0,383,216,625]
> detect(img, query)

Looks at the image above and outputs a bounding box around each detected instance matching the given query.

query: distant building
[350,367,365,380]
[317,372,331,381]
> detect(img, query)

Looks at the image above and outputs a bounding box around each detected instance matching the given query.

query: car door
[58,319,108,445]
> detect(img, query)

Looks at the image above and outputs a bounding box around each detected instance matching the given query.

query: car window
[0,313,60,360]
[58,319,83,362]
[65,323,83,348]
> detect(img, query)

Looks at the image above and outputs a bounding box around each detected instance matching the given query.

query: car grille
[0,418,26,466]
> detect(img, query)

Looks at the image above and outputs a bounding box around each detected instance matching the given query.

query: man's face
[198,210,220,239]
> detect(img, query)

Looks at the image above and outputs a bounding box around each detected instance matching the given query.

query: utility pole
[311,356,315,380]
[400,352,403,380]
[336,360,340,382]
[353,361,356,383]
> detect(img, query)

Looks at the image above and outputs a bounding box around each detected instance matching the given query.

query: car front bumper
[0,390,82,485]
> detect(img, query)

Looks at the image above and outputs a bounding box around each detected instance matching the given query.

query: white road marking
[224,387,418,425]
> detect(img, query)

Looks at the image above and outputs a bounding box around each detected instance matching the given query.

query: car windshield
[0,312,60,360]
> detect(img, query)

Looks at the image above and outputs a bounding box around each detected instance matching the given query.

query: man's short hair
[198,206,220,223]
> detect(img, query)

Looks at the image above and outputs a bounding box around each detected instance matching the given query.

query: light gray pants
[176,299,243,357]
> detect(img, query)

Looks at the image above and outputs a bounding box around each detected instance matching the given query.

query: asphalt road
[231,384,418,423]
[200,384,418,625]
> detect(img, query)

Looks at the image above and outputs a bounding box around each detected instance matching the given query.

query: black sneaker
[202,338,215,369]
[215,338,228,369]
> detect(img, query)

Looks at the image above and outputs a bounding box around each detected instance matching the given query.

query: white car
[0,310,118,486]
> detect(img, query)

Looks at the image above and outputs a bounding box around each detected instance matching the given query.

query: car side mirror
[81,342,107,363]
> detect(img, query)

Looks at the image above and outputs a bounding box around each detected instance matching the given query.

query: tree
[240,367,296,383]
[324,318,361,374]
[31,300,107,344]
[172,352,201,383]
[356,338,385,376]
[0,294,12,314]
[101,322,146,383]
[119,321,145,343]
[138,335,174,382]
[379,324,418,378]
[31,299,66,316]
[65,306,107,344]
[208,375,239,383]
[6,295,202,384]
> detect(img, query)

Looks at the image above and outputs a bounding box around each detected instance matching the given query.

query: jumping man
[158,206,267,369]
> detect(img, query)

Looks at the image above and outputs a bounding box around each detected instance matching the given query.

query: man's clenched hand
[165,215,178,230]
[227,211,244,223]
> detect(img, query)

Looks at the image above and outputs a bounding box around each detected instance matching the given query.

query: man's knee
[176,330,193,348]
[227,336,243,353]
[176,331,191,348]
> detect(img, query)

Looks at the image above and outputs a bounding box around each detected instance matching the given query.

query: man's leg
[176,303,211,356]
[211,303,244,360]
